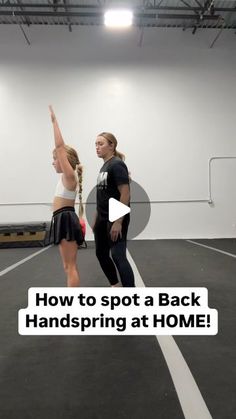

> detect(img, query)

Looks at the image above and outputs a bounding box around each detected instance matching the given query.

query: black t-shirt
[96,156,130,220]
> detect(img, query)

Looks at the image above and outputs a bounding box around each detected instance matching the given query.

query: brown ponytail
[98,132,125,161]
[114,149,125,160]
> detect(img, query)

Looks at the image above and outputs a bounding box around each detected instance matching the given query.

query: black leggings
[94,217,135,287]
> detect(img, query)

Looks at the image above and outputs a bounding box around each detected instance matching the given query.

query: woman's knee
[111,245,126,264]
[63,261,77,274]
[96,248,108,262]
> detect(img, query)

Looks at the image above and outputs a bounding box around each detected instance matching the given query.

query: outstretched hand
[49,105,56,123]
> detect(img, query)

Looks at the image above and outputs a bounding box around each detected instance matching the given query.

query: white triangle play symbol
[109,198,131,222]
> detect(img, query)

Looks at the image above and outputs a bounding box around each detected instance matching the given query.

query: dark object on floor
[0,222,52,248]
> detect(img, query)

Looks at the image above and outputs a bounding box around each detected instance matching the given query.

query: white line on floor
[127,250,213,419]
[0,245,53,277]
[187,240,236,259]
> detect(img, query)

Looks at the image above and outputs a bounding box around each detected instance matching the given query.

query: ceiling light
[104,9,133,28]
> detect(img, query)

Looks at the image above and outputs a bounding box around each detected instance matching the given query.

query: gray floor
[0,239,235,419]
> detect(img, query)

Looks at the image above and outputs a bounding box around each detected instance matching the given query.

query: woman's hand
[92,212,98,234]
[110,220,122,242]
[91,222,96,233]
[49,105,56,123]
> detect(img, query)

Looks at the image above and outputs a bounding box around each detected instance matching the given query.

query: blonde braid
[76,163,84,218]
[63,145,83,217]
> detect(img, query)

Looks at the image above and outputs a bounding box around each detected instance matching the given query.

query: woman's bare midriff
[53,196,75,212]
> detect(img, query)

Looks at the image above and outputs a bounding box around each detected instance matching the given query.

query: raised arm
[49,105,75,180]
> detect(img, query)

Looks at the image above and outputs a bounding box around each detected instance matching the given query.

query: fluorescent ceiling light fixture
[104,9,133,28]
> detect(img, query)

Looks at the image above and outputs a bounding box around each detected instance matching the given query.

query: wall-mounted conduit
[208,156,236,204]
[0,156,236,207]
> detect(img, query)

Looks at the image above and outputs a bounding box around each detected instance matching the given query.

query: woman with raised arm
[49,106,84,287]
[93,132,135,287]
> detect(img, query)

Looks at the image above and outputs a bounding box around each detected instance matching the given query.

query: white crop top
[55,175,77,200]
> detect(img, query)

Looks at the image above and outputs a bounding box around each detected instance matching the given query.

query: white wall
[0,25,236,239]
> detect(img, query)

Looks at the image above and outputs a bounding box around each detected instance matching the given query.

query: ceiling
[0,0,236,32]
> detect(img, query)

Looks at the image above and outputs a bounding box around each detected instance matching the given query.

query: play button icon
[85,180,151,239]
[109,198,131,222]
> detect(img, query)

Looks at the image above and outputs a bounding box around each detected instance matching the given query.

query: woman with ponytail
[49,106,84,287]
[94,132,135,287]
